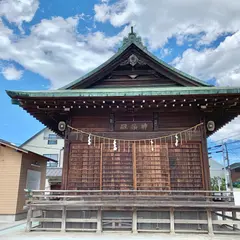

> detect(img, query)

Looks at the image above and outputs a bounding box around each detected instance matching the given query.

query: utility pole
[224,142,233,191]
[222,142,229,191]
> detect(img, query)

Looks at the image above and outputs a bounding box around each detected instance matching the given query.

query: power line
[208,132,240,146]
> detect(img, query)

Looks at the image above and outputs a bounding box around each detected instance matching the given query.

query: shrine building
[6,28,240,234]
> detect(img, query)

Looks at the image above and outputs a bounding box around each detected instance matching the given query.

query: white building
[209,158,225,179]
[21,128,64,189]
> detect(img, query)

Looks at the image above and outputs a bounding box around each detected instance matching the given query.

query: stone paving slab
[0,225,240,240]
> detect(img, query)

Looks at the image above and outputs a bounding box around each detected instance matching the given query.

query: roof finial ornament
[131,26,134,34]
[119,25,146,51]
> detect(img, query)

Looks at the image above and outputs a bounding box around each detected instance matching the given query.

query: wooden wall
[16,153,46,214]
[64,109,208,191]
[0,146,22,215]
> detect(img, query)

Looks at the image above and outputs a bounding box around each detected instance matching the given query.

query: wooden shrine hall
[7,28,240,234]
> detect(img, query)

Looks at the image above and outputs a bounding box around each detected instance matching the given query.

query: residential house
[0,139,48,221]
[209,158,225,179]
[230,162,240,183]
[21,128,64,190]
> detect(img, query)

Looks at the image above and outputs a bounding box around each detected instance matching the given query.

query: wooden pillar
[61,206,66,232]
[132,142,137,190]
[170,207,175,234]
[25,206,32,232]
[200,120,211,190]
[61,120,71,190]
[132,209,137,233]
[207,209,214,236]
[232,211,237,230]
[100,143,103,190]
[96,208,102,233]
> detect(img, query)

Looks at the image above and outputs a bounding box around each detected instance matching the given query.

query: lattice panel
[68,143,100,190]
[136,144,170,190]
[102,143,133,190]
[169,143,203,190]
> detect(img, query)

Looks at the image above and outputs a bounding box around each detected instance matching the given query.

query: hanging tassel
[175,134,179,147]
[150,139,154,151]
[138,140,141,152]
[113,139,117,151]
[94,135,96,147]
[88,134,92,146]
[171,135,173,147]
[123,140,126,152]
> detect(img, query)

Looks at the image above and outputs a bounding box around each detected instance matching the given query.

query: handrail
[25,189,234,193]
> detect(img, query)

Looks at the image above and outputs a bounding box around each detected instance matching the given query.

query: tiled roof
[46,167,62,177]
[6,86,240,99]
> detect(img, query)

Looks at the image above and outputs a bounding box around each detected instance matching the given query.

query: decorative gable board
[61,30,210,90]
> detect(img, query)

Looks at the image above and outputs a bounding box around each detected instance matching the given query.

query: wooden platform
[24,190,240,234]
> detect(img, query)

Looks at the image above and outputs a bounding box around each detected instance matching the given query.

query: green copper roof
[60,28,211,89]
[6,87,240,99]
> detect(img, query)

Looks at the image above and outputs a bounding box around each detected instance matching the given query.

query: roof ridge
[59,28,211,90]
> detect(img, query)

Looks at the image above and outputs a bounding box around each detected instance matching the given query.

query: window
[44,154,58,167]
[47,134,57,145]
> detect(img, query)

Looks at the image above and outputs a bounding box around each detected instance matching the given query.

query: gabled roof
[60,27,211,90]
[20,128,46,147]
[230,162,240,170]
[0,139,56,162]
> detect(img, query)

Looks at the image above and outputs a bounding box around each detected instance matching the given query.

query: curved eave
[6,86,240,99]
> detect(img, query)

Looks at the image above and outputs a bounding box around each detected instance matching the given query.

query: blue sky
[1,0,240,165]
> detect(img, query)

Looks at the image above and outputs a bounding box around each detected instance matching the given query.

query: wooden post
[232,211,237,231]
[61,119,71,190]
[100,143,103,190]
[25,206,32,232]
[132,142,137,190]
[132,209,137,233]
[61,206,66,232]
[97,208,102,233]
[200,121,211,190]
[207,209,214,236]
[170,207,175,234]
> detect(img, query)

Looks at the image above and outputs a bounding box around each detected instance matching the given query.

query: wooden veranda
[25,189,240,234]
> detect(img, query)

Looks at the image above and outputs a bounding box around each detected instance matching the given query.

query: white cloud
[173,31,240,87]
[0,16,124,88]
[0,0,39,30]
[94,0,240,49]
[1,65,23,80]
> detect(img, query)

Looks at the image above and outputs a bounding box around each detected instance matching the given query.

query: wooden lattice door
[102,143,133,190]
[135,143,170,190]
